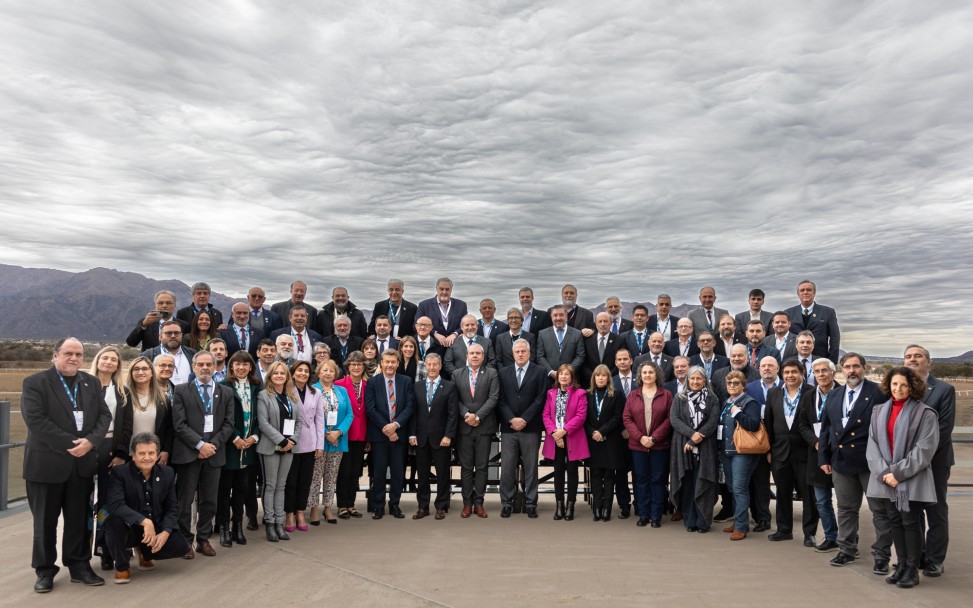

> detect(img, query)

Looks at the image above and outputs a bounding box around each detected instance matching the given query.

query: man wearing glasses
[141,321,197,384]
[126,290,189,350]
[246,286,283,334]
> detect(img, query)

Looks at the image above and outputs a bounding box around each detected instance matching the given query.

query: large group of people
[20,278,955,593]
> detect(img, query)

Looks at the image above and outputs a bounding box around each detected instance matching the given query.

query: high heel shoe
[308,507,321,526]
[324,507,338,524]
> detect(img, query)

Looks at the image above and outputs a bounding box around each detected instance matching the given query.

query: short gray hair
[190,282,211,293]
[154,289,176,303]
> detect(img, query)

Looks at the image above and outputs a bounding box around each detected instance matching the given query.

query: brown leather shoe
[412,508,429,520]
[723,525,735,533]
[671,511,682,522]
[182,546,195,560]
[113,570,131,585]
[434,509,446,520]
[195,539,216,557]
[461,504,473,518]
[730,531,747,541]
[474,505,488,518]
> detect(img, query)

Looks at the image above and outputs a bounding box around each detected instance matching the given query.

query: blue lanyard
[195,380,212,414]
[56,371,80,411]
[275,391,293,417]
[783,388,801,417]
[388,300,399,325]
[816,389,830,421]
[595,391,605,415]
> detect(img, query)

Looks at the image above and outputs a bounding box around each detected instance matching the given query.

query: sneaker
[113,570,131,585]
[136,548,155,571]
[815,539,840,553]
[830,552,856,567]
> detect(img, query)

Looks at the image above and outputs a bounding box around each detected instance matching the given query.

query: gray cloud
[2,0,972,355]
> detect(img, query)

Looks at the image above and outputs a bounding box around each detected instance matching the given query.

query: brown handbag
[733,421,770,454]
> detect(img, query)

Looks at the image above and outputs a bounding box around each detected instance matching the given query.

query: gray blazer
[762,333,798,361]
[536,325,585,376]
[865,398,938,504]
[255,390,303,455]
[688,306,729,338]
[493,331,537,369]
[444,335,496,377]
[734,310,773,337]
[453,365,500,435]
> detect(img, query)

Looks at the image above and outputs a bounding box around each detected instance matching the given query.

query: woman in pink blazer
[543,364,591,521]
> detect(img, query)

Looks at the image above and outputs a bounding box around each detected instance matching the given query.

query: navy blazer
[269,327,324,352]
[689,354,730,379]
[409,377,459,447]
[521,308,551,335]
[248,306,283,335]
[762,334,797,361]
[493,331,537,369]
[219,324,265,358]
[663,337,700,359]
[364,373,415,443]
[786,302,840,363]
[369,299,418,338]
[619,328,653,358]
[922,375,956,468]
[647,314,680,340]
[106,461,179,533]
[497,362,548,433]
[416,297,469,337]
[612,371,638,398]
[476,319,509,341]
[818,379,883,475]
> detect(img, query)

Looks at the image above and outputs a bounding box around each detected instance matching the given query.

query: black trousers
[174,460,221,542]
[103,517,190,571]
[245,461,261,522]
[879,498,924,569]
[415,442,453,511]
[217,468,249,525]
[284,451,317,513]
[749,455,772,524]
[93,437,116,559]
[337,440,366,509]
[552,446,579,503]
[922,465,950,564]
[614,450,633,508]
[27,474,93,576]
[370,440,406,509]
[590,467,615,511]
[771,457,818,536]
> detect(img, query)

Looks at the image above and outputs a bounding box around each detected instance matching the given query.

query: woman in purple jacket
[283,360,324,532]
[543,364,590,521]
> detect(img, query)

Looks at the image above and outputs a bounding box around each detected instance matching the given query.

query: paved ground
[0,493,970,607]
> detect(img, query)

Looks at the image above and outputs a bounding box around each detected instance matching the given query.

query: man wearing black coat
[408,354,458,520]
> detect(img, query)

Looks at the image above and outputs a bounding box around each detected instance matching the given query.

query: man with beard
[273,335,297,368]
[714,314,742,357]
[689,331,729,381]
[323,316,363,370]
[207,339,228,383]
[270,305,321,363]
[315,286,368,339]
[605,296,633,335]
[141,321,197,385]
[553,284,595,335]
[744,321,781,366]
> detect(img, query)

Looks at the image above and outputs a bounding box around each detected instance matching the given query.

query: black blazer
[554,305,595,331]
[409,377,459,447]
[795,388,833,488]
[476,318,510,340]
[522,308,551,335]
[269,327,324,352]
[764,384,811,465]
[711,365,759,404]
[612,318,634,334]
[21,368,111,482]
[369,298,419,338]
[105,461,179,533]
[619,328,653,358]
[364,373,416,443]
[104,383,134,460]
[126,317,190,350]
[922,375,956,468]
[493,331,537,369]
[219,324,265,358]
[582,332,622,385]
[786,303,840,363]
[270,300,319,329]
[170,381,235,467]
[688,354,730,378]
[314,301,369,339]
[176,305,224,329]
[818,379,883,475]
[584,390,625,469]
[633,352,675,382]
[647,314,681,340]
[324,334,364,369]
[416,297,469,337]
[663,337,700,359]
[497,363,548,433]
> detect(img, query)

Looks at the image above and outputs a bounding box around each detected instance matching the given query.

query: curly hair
[881,366,926,401]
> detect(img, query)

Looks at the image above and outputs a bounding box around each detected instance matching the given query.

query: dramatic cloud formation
[1,0,971,355]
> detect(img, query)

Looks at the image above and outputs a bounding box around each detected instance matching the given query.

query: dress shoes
[434,509,447,520]
[730,531,747,541]
[500,506,512,518]
[100,554,113,571]
[183,546,195,559]
[553,501,565,521]
[753,521,771,532]
[113,570,131,584]
[803,535,816,548]
[372,509,385,520]
[564,502,575,521]
[815,539,840,553]
[413,508,430,520]
[696,526,710,533]
[276,524,290,540]
[873,559,889,575]
[246,517,259,531]
[650,520,661,528]
[636,517,650,527]
[33,566,58,594]
[923,562,944,577]
[70,568,105,586]
[474,505,488,518]
[617,506,630,520]
[233,523,247,545]
[526,506,538,519]
[671,511,682,522]
[722,524,735,533]
[461,504,473,518]
[390,506,405,519]
[830,552,856,567]
[713,506,733,522]
[195,539,216,557]
[768,532,793,542]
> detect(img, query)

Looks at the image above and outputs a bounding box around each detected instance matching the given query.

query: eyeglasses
[156,364,175,369]
[132,366,152,373]
[248,294,266,299]
[162,331,182,336]
[725,380,743,386]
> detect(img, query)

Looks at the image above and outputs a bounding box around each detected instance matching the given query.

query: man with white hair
[445,314,496,378]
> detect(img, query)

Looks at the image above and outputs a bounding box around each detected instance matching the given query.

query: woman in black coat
[669,366,721,533]
[584,364,625,521]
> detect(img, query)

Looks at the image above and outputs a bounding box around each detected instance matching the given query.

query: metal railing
[1,400,27,510]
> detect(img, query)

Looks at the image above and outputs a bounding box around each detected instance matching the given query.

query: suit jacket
[818,379,883,475]
[170,381,235,467]
[536,325,586,376]
[324,334,364,369]
[314,301,369,339]
[764,384,811,465]
[176,305,224,329]
[734,310,774,338]
[714,334,746,357]
[248,306,282,335]
[497,362,548,433]
[633,352,674,382]
[21,368,112,482]
[619,328,653,358]
[416,297,468,337]
[647,314,680,341]
[582,332,622,384]
[126,317,190,350]
[796,387,833,488]
[762,333,797,361]
[493,331,537,369]
[745,379,781,408]
[219,324,265,358]
[711,365,759,404]
[269,327,324,352]
[746,343,782,366]
[254,389,303,455]
[476,319,509,341]
[922,375,956,468]
[364,373,416,443]
[369,298,418,338]
[542,387,591,460]
[786,302,840,363]
[551,305,595,331]
[413,335,446,364]
[521,307,551,335]
[271,300,319,329]
[688,354,730,379]
[663,378,685,397]
[663,337,700,359]
[444,335,496,378]
[453,365,500,435]
[105,462,179,533]
[611,318,634,335]
[219,379,259,469]
[409,377,459,447]
[687,306,729,337]
[612,371,638,398]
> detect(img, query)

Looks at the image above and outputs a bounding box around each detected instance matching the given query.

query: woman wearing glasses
[719,370,762,540]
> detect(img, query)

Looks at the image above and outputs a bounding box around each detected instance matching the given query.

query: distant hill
[0,264,238,342]
[939,350,973,363]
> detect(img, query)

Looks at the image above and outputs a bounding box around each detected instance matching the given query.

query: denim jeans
[723,452,759,532]
[814,486,838,541]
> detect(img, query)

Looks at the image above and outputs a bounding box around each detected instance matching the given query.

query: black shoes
[649,520,661,528]
[390,506,405,519]
[618,506,630,520]
[553,501,565,521]
[526,506,538,518]
[803,535,816,548]
[500,506,512,518]
[713,507,733,522]
[219,524,232,548]
[815,539,840,553]
[246,517,259,531]
[830,552,856,567]
[753,521,771,533]
[564,502,575,521]
[266,524,279,542]
[636,517,650,527]
[896,567,920,588]
[923,562,944,577]
[34,566,58,593]
[372,509,385,520]
[233,522,247,545]
[873,559,889,575]
[768,531,793,541]
[70,568,105,586]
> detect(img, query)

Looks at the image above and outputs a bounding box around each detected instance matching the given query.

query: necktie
[387,378,396,420]
[636,332,644,350]
[379,339,386,354]
[556,328,564,348]
[240,327,247,351]
[750,347,758,366]
[468,338,474,347]
[517,367,524,388]
[847,389,855,415]
[623,376,630,395]
[296,332,305,353]
[470,369,478,398]
[802,358,810,377]
[202,384,211,413]
[426,380,434,408]
[611,319,619,334]
[706,309,713,329]
[598,336,606,359]
[802,308,810,326]
[653,355,660,366]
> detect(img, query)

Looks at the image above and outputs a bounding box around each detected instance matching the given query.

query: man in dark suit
[369,278,418,339]
[744,320,781,366]
[494,308,537,369]
[445,314,496,378]
[22,338,112,592]
[663,317,700,359]
[175,282,224,329]
[786,280,840,363]
[734,288,774,338]
[552,284,596,335]
[647,294,680,341]
[271,280,318,329]
[416,277,469,348]
[819,353,890,569]
[170,351,235,558]
[413,316,446,363]
[126,290,190,351]
[141,320,197,385]
[612,348,637,519]
[582,312,622,386]
[220,302,264,358]
[536,305,586,379]
[903,345,956,577]
[103,432,190,583]
[687,286,729,339]
[269,305,322,363]
[408,353,458,520]
[497,339,548,518]
[605,296,633,335]
[476,298,509,341]
[714,314,744,357]
[634,333,674,381]
[364,349,416,519]
[314,286,369,339]
[663,356,691,395]
[689,331,730,380]
[763,311,798,361]
[323,316,363,370]
[620,305,653,359]
[794,331,819,387]
[371,315,400,355]
[246,286,283,334]
[453,344,500,518]
[518,286,551,335]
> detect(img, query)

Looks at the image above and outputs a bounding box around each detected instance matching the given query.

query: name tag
[74,411,84,432]
[327,411,338,426]
[841,417,849,428]
[717,426,723,440]
[283,418,296,436]
[392,324,400,338]
[813,422,822,438]
[203,414,213,433]
[785,415,795,429]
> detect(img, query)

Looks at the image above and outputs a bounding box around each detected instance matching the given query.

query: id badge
[204,415,214,433]
[813,422,822,437]
[74,411,84,432]
[716,426,723,440]
[393,324,400,338]
[283,419,296,436]
[327,411,338,426]
[785,415,795,429]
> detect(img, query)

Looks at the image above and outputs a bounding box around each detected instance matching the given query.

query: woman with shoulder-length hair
[255,360,302,542]
[623,361,674,528]
[718,369,762,541]
[866,366,939,589]
[185,310,217,351]
[360,339,380,379]
[216,350,261,547]
[334,351,369,519]
[396,335,423,381]
[307,359,354,524]
[584,364,625,521]
[543,364,590,521]
[669,366,721,533]
[284,360,324,532]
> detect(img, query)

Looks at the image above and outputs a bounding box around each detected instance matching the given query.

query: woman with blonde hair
[255,361,302,541]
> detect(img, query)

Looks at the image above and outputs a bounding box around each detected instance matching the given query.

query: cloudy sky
[2,1,971,356]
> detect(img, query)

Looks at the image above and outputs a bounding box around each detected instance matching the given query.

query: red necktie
[296,333,305,353]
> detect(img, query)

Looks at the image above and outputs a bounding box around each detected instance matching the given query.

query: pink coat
[542,387,591,461]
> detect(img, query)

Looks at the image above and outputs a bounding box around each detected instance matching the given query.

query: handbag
[733,421,770,454]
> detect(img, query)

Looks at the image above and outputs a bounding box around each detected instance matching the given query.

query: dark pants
[614,449,633,509]
[284,451,317,513]
[217,468,249,526]
[770,457,810,535]
[94,437,116,559]
[370,439,406,510]
[680,467,702,530]
[590,467,615,512]
[552,445,579,503]
[415,442,453,511]
[878,498,924,569]
[337,440,366,509]
[922,465,950,564]
[245,460,261,522]
[103,518,190,571]
[27,474,94,576]
[458,432,491,506]
[749,455,772,524]
[632,449,670,521]
[174,460,220,542]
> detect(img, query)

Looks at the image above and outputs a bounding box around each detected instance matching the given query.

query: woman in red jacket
[623,361,673,528]
[543,364,590,521]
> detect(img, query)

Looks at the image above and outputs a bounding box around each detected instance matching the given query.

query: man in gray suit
[445,314,496,378]
[688,286,730,339]
[536,305,586,379]
[734,288,774,337]
[454,344,500,518]
[763,311,798,360]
